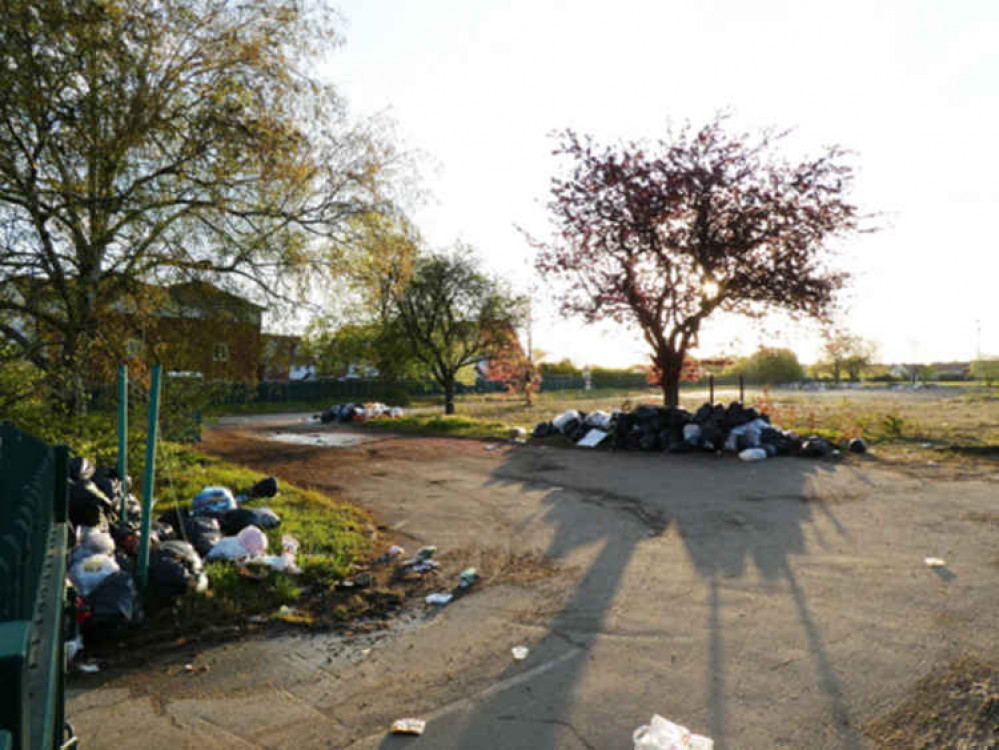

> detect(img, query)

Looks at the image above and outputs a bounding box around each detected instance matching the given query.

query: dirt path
[68,419,999,749]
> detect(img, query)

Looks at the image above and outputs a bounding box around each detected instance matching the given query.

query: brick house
[110,281,264,383]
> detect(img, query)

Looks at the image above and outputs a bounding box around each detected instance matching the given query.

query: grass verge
[147,444,374,628]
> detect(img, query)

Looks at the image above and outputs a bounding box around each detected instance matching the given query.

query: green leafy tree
[305,212,423,381]
[971,358,999,388]
[728,347,804,384]
[816,331,877,381]
[0,0,398,411]
[389,246,525,414]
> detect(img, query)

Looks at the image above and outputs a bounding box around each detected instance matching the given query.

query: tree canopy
[0,0,398,407]
[389,246,524,414]
[532,115,864,405]
[726,347,804,384]
[815,331,877,381]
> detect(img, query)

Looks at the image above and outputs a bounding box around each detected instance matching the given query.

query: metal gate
[0,422,72,750]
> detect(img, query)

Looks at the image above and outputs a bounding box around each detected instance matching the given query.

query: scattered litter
[924,557,947,568]
[633,714,713,749]
[585,410,614,430]
[206,535,250,563]
[254,535,301,574]
[390,718,426,736]
[738,448,767,462]
[425,593,453,606]
[416,546,437,560]
[184,663,195,673]
[360,648,371,656]
[927,460,938,467]
[248,476,279,499]
[375,545,406,564]
[509,426,528,440]
[353,572,372,588]
[577,428,610,447]
[535,401,825,462]
[921,442,933,448]
[459,567,479,588]
[849,437,867,454]
[79,527,115,555]
[321,402,405,424]
[236,525,268,557]
[65,635,84,668]
[78,663,100,674]
[278,605,299,616]
[484,443,501,451]
[218,506,281,535]
[84,571,144,633]
[148,541,203,598]
[69,554,120,597]
[511,646,529,660]
[410,560,439,573]
[192,486,237,516]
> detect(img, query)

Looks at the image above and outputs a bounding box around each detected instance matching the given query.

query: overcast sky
[323,0,998,366]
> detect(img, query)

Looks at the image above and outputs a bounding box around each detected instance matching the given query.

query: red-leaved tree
[531,116,864,406]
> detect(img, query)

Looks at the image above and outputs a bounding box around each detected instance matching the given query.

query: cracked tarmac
[67,419,999,749]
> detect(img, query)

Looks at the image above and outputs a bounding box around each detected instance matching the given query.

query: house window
[213,342,229,362]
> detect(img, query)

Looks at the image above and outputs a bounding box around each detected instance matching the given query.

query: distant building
[112,281,265,383]
[260,334,315,381]
[931,361,971,380]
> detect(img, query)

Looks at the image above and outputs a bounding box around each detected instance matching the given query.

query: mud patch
[865,656,999,749]
[266,431,377,447]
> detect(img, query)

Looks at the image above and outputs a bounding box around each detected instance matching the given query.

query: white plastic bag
[682,423,702,445]
[738,447,768,462]
[552,410,582,432]
[80,527,115,555]
[236,525,268,557]
[68,554,120,597]
[255,535,301,573]
[206,536,249,562]
[577,429,609,447]
[633,715,713,750]
[584,410,613,430]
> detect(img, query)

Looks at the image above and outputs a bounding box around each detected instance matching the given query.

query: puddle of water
[267,432,376,447]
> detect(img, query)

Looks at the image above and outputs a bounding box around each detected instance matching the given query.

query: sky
[319,0,999,367]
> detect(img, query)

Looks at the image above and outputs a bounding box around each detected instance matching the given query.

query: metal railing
[0,422,72,750]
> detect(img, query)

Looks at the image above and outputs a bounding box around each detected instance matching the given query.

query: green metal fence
[0,423,71,750]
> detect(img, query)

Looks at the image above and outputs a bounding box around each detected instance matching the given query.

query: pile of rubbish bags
[66,457,295,649]
[533,401,849,461]
[319,402,404,424]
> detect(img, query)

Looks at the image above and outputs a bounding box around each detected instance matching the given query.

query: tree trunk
[443,376,455,415]
[657,350,684,408]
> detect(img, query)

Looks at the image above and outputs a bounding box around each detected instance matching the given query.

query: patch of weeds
[882,412,907,438]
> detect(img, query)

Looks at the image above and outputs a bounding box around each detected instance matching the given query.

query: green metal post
[117,365,128,519]
[137,364,162,589]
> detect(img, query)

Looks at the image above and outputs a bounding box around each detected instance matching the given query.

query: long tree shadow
[380,446,862,749]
